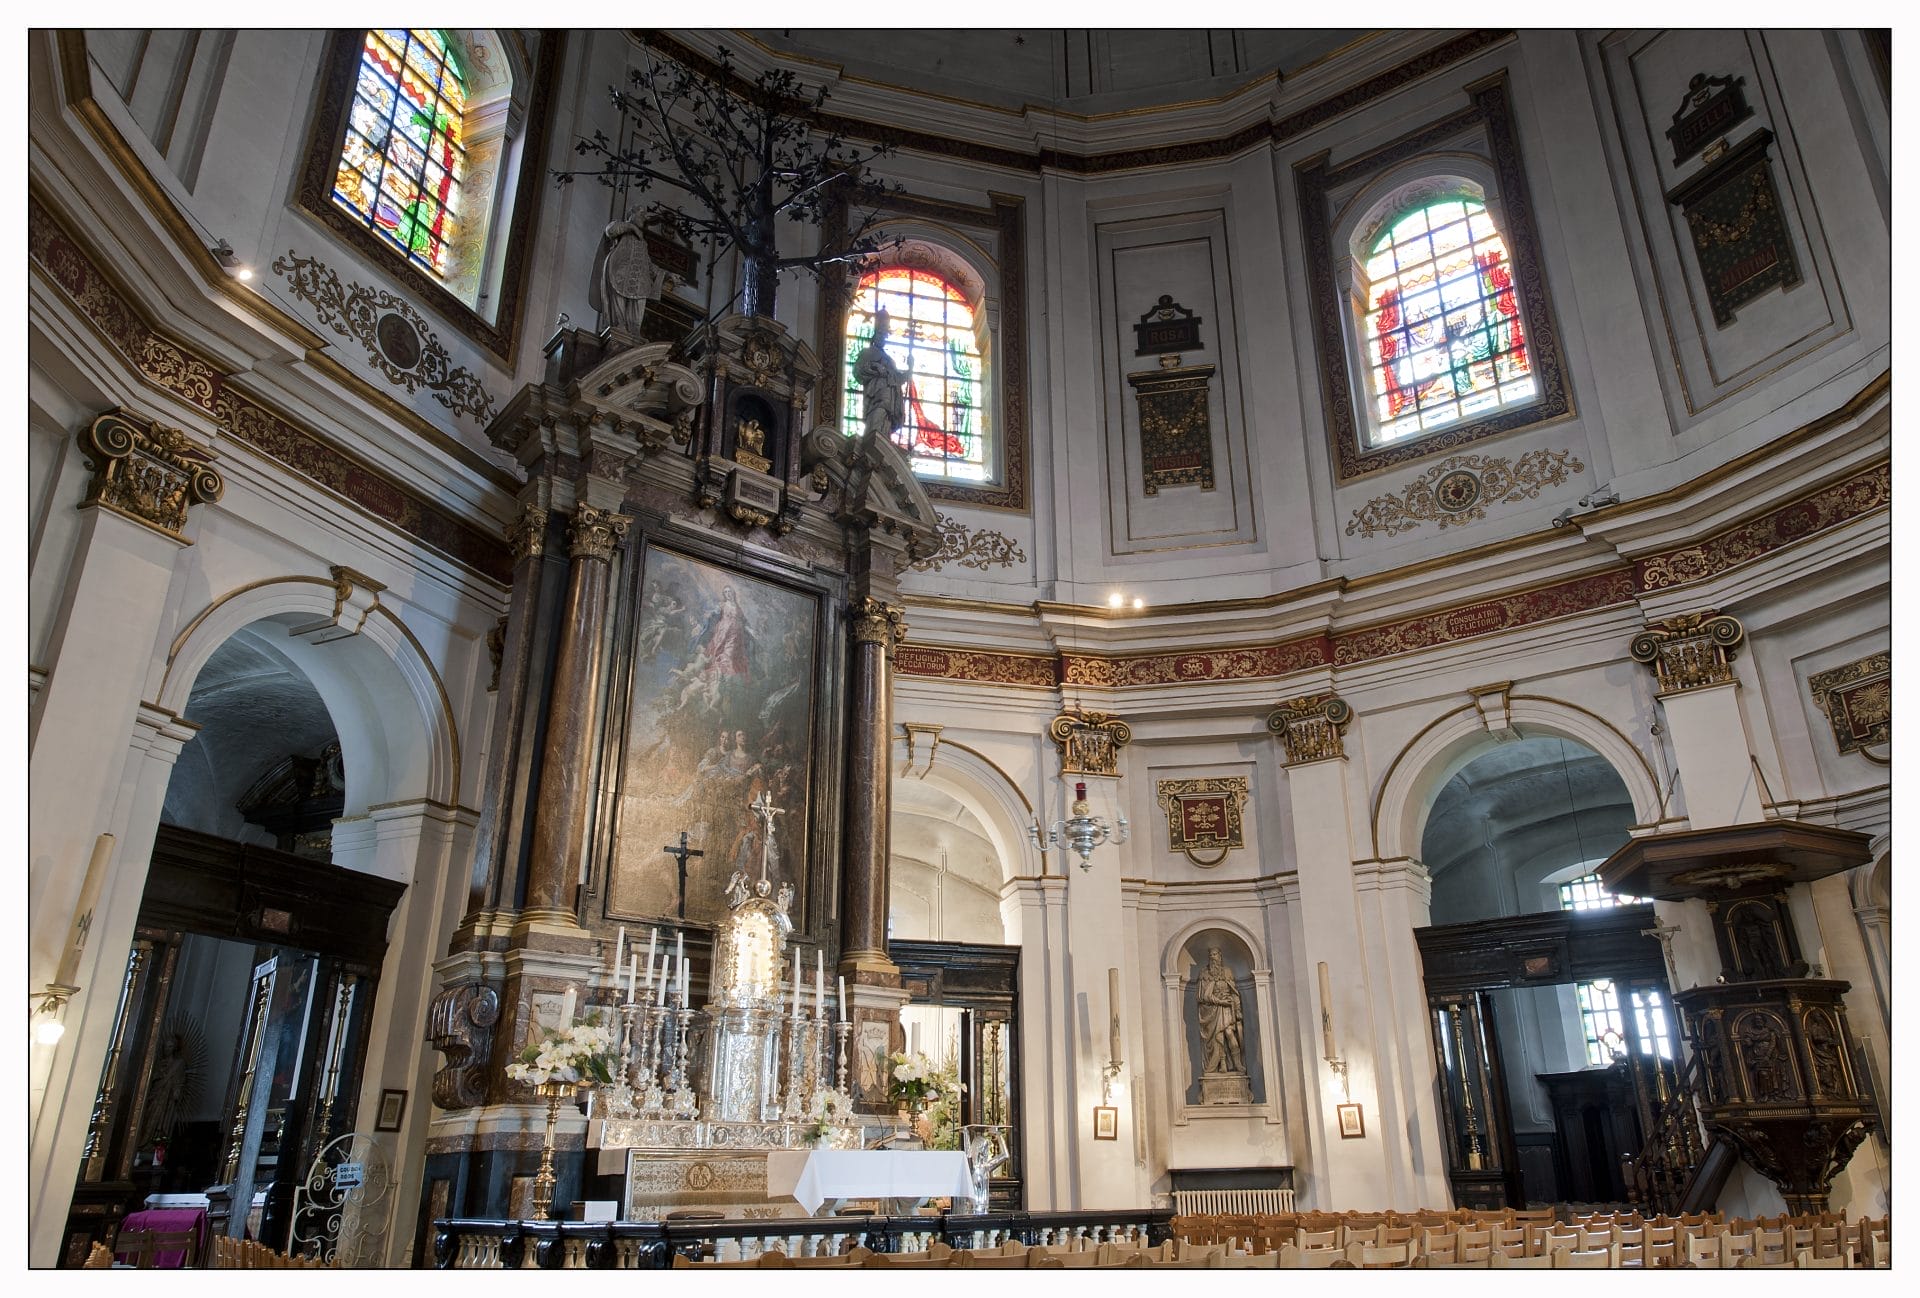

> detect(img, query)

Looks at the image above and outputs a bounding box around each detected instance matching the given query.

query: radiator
[1171,1189,1296,1215]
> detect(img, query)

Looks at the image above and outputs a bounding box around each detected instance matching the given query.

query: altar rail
[432,1209,1175,1269]
[1172,1189,1295,1215]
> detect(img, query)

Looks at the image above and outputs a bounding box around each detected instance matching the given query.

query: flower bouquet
[505,1016,618,1090]
[885,1051,940,1108]
[803,1087,856,1146]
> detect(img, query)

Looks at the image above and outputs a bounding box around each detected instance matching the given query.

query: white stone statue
[590,218,658,338]
[852,307,906,439]
[1195,946,1249,1101]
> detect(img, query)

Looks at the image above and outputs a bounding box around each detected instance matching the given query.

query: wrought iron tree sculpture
[556,43,897,320]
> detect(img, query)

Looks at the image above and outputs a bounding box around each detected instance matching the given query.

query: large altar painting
[609,548,819,928]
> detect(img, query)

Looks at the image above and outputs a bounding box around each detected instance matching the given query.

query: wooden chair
[1555,1247,1613,1269]
[1024,1247,1105,1269]
[116,1228,200,1269]
[1293,1227,1339,1253]
[1344,1240,1415,1269]
[949,1249,1030,1269]
[1488,1225,1528,1257]
[1488,1250,1552,1269]
[1794,1248,1848,1270]
[1420,1233,1460,1264]
[1719,1231,1756,1267]
[1415,1254,1491,1269]
[1683,1232,1726,1269]
[1457,1227,1493,1262]
[1860,1218,1891,1269]
[1613,1226,1647,1267]
[1278,1243,1354,1269]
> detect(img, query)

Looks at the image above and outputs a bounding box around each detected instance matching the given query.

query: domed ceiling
[737,28,1370,115]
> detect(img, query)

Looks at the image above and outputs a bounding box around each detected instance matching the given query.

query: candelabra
[834,1017,852,1096]
[781,1011,809,1119]
[604,999,642,1118]
[669,1004,698,1115]
[1029,781,1129,870]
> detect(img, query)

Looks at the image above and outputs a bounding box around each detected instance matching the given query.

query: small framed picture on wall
[375,1088,408,1132]
[1337,1102,1365,1139]
[1093,1106,1118,1140]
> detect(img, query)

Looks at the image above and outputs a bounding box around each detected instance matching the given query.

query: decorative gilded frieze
[1344,449,1585,539]
[893,645,1055,689]
[508,504,549,563]
[908,513,1028,572]
[272,250,498,424]
[1267,694,1354,765]
[850,597,908,647]
[1808,652,1890,757]
[1630,611,1745,694]
[1049,710,1132,778]
[566,504,630,561]
[1060,639,1331,689]
[76,410,223,540]
[1635,463,1889,592]
[1156,777,1249,866]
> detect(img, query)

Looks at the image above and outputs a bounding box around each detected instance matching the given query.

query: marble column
[521,504,629,927]
[839,597,906,974]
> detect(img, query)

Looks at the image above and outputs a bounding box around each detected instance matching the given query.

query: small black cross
[664,832,704,921]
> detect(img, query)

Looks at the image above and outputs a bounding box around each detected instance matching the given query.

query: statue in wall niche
[852,306,906,439]
[590,217,659,338]
[1194,947,1252,1105]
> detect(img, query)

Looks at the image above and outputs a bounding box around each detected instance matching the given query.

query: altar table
[115,1207,210,1268]
[765,1150,973,1216]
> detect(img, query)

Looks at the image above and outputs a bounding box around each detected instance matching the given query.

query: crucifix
[664,832,704,921]
[1641,918,1685,991]
[748,790,786,885]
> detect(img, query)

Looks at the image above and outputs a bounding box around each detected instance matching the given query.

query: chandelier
[1029,781,1129,870]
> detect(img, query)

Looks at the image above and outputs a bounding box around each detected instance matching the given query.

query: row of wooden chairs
[672,1240,1243,1270]
[209,1235,338,1269]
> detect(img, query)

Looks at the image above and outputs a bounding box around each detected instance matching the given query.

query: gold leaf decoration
[909,512,1028,572]
[1345,449,1585,539]
[271,250,497,424]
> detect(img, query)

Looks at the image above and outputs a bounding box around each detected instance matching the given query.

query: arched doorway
[59,614,428,1265]
[1413,735,1672,1209]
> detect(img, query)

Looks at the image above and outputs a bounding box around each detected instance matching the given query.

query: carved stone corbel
[1630,611,1745,694]
[289,565,386,645]
[426,983,501,1110]
[1468,681,1516,740]
[1267,694,1354,765]
[76,409,223,541]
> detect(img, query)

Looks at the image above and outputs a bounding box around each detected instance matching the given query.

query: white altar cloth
[765,1150,973,1215]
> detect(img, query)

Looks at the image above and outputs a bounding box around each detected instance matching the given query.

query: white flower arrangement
[803,1087,856,1144]
[886,1050,940,1105]
[505,1016,618,1088]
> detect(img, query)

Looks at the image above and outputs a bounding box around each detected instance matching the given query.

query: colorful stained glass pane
[333,28,468,278]
[1359,195,1533,445]
[841,267,990,483]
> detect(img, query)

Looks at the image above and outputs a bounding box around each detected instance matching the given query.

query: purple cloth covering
[116,1207,210,1268]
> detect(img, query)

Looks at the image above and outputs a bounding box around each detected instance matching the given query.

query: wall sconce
[1030,782,1129,871]
[1318,961,1350,1099]
[210,239,253,281]
[32,985,76,1046]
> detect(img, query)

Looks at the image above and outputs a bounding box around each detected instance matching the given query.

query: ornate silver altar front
[703,866,792,1123]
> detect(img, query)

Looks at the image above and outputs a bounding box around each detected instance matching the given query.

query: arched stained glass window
[842,268,989,483]
[333,29,469,279]
[1360,196,1534,447]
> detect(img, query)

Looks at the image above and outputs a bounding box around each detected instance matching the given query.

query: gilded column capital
[76,409,223,541]
[566,504,630,561]
[849,596,908,647]
[1048,709,1132,778]
[1266,693,1354,765]
[508,503,549,563]
[1630,611,1744,695]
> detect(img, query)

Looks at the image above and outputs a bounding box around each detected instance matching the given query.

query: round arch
[1372,694,1662,863]
[890,733,1038,886]
[159,578,460,816]
[1159,913,1270,978]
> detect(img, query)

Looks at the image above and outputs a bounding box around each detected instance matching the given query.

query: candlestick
[614,925,626,983]
[646,927,658,986]
[835,1018,853,1097]
[1108,967,1122,1064]
[679,956,689,1006]
[656,955,668,1008]
[792,954,802,1019]
[1318,961,1338,1060]
[675,929,684,981]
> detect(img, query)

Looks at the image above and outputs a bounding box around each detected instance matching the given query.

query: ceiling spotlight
[1132,598,1144,610]
[210,239,253,281]
[1107,593,1124,608]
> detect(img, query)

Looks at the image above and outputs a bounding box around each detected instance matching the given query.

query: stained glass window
[333,30,468,279]
[842,268,989,483]
[1360,197,1534,446]
[1575,977,1627,1066]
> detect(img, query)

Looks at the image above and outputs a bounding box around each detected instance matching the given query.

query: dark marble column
[521,504,628,925]
[839,597,906,972]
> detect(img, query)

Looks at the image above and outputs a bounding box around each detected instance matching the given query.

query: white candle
[675,929,684,978]
[679,956,689,1006]
[1318,961,1338,1060]
[910,1021,921,1056]
[646,928,658,982]
[627,954,639,1002]
[613,926,626,983]
[837,976,847,1023]
[54,833,115,989]
[559,987,576,1029]
[656,954,669,1007]
[815,949,824,1017]
[792,953,802,1019]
